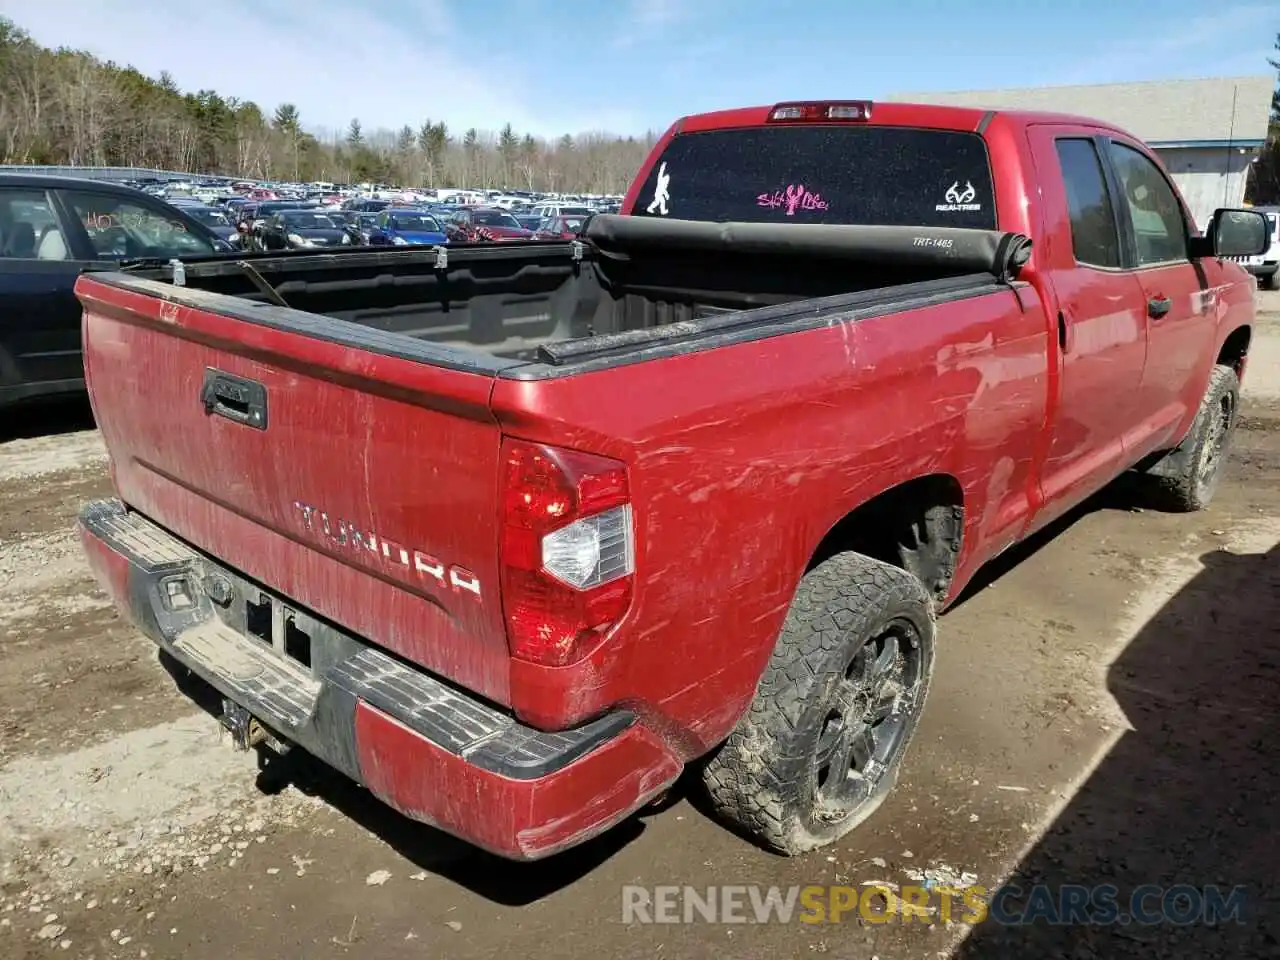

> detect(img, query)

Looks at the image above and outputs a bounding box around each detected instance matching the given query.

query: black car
[259,210,352,250]
[0,174,228,407]
[248,200,314,228]
[342,198,392,213]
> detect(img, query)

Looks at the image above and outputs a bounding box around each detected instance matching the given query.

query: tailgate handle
[201,369,268,430]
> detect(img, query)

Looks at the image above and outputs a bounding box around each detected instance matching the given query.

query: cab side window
[1055,139,1122,269]
[0,189,70,261]
[1107,142,1188,266]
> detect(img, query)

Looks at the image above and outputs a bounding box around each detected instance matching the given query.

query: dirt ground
[3,292,1280,960]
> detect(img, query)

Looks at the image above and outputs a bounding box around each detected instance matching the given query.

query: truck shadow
[0,396,96,442]
[952,542,1280,957]
[162,654,649,905]
[260,746,650,904]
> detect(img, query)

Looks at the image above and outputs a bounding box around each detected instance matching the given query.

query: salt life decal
[936,180,981,213]
[757,184,829,215]
[646,162,671,215]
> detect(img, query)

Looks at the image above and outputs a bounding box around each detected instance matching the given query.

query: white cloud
[614,0,693,48]
[1052,5,1277,86]
[2,0,639,137]
[626,0,687,31]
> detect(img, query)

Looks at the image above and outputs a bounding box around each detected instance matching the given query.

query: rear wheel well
[807,475,964,601]
[1217,326,1251,375]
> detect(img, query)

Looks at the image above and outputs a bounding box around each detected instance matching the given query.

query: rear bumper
[79,499,681,860]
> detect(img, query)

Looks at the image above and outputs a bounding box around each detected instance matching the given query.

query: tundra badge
[291,501,481,598]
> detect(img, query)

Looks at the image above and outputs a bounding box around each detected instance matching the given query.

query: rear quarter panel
[491,285,1050,749]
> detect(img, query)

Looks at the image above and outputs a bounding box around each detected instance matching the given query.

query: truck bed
[119,215,1031,376]
[74,214,1033,711]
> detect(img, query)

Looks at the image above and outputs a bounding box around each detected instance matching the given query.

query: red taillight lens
[500,438,635,667]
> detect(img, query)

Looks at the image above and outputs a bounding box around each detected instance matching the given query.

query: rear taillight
[499,438,636,666]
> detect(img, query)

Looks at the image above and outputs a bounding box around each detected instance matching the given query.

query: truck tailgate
[77,274,513,704]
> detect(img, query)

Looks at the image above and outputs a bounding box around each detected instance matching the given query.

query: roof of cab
[0,173,151,194]
[670,100,1140,142]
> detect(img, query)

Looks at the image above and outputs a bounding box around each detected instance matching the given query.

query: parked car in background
[514,210,545,232]
[529,202,593,221]
[0,173,228,406]
[1237,206,1278,289]
[323,209,354,230]
[444,207,535,242]
[259,210,353,249]
[180,204,237,243]
[533,213,589,240]
[368,208,450,246]
[348,213,380,244]
[250,200,314,226]
[343,197,392,214]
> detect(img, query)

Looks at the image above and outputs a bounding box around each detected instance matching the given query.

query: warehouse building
[887,76,1274,230]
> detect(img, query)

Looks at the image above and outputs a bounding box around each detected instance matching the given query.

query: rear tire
[1262,272,1277,291]
[1148,364,1239,512]
[702,552,935,855]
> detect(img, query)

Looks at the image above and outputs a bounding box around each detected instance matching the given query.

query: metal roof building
[886,76,1275,229]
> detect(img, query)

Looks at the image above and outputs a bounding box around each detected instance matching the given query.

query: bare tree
[0,14,657,191]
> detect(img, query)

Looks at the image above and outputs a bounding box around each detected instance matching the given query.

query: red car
[76,99,1267,861]
[444,206,534,242]
[533,213,589,240]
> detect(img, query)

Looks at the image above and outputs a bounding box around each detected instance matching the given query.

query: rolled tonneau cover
[584,215,1032,280]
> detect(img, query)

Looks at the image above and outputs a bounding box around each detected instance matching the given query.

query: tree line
[0,16,658,193]
[1244,32,1280,205]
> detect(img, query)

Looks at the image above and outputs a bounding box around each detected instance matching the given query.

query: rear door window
[1054,138,1122,269]
[0,189,71,260]
[630,124,997,229]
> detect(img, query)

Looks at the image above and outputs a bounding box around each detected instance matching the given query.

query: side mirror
[1202,208,1270,259]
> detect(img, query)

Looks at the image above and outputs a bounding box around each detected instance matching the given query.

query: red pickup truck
[76,100,1269,860]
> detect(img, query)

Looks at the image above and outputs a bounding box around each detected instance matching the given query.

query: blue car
[368,208,449,246]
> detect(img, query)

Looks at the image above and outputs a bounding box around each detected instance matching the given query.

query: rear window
[630,125,996,230]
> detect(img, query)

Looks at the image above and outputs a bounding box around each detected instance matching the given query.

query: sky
[3,0,1276,140]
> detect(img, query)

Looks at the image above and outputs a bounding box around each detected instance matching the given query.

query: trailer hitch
[220,699,291,756]
[220,698,268,751]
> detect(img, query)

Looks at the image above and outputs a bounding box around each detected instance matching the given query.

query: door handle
[200,368,268,429]
[1147,296,1172,319]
